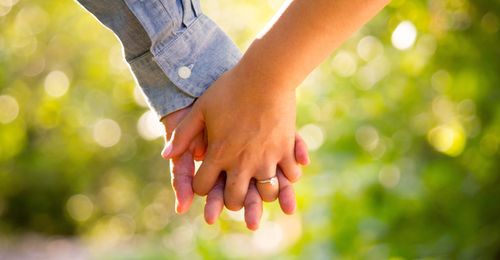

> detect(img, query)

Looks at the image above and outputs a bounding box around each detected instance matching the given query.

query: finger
[277,168,296,215]
[255,165,279,202]
[170,152,195,214]
[279,156,302,183]
[161,107,192,140]
[294,133,310,166]
[224,170,251,211]
[162,103,205,159]
[190,130,206,161]
[244,181,263,231]
[204,175,225,225]
[192,160,222,196]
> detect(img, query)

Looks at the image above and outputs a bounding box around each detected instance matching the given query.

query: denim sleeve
[76,0,197,117]
[123,0,242,98]
[77,0,242,118]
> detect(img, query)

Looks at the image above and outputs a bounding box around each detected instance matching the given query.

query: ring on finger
[256,176,278,186]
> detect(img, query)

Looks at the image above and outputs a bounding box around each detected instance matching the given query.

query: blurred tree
[0,0,498,258]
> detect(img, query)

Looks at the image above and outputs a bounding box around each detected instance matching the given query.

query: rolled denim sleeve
[76,0,197,117]
[123,0,242,98]
[77,0,242,118]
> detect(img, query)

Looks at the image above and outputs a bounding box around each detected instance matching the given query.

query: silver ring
[256,176,278,186]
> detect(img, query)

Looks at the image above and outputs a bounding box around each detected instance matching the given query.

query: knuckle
[279,183,294,196]
[224,193,244,211]
[261,194,277,202]
[245,200,260,209]
[171,162,194,175]
[256,167,275,180]
[213,179,225,190]
[206,194,222,205]
[288,171,301,183]
[208,141,229,164]
[193,181,208,196]
[225,201,243,211]
[171,175,191,189]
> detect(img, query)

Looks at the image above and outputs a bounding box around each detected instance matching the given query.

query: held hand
[163,66,300,210]
[204,133,310,230]
[161,106,205,214]
[162,106,310,230]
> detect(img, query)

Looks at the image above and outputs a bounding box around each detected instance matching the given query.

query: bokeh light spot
[0,0,18,16]
[481,12,499,33]
[66,194,94,222]
[431,70,452,93]
[432,96,454,121]
[299,124,325,151]
[44,70,70,98]
[391,20,417,50]
[356,125,380,152]
[331,51,358,77]
[0,95,19,124]
[162,225,195,253]
[357,35,384,61]
[378,165,401,188]
[427,124,466,156]
[142,203,169,231]
[458,99,476,120]
[88,215,136,249]
[93,119,121,148]
[24,58,46,77]
[355,56,390,90]
[137,111,164,140]
[252,221,284,253]
[133,85,149,108]
[226,209,245,222]
[15,5,49,35]
[416,34,437,57]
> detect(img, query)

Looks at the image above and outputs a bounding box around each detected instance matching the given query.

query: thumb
[162,104,205,159]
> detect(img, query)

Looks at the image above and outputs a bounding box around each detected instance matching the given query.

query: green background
[0,0,499,258]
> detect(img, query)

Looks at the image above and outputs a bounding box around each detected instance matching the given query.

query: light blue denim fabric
[76,0,242,118]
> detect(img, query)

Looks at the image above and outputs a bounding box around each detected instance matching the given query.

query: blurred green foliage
[0,0,499,258]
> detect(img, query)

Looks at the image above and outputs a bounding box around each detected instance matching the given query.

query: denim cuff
[128,51,195,118]
[151,14,242,98]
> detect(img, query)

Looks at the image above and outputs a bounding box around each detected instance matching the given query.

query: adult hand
[163,66,300,211]
[162,105,309,229]
[161,106,205,214]
[204,133,310,230]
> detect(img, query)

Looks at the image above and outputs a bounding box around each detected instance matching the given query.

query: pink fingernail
[175,199,181,214]
[162,142,173,158]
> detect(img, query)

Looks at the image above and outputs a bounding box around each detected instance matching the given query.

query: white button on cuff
[178,66,192,79]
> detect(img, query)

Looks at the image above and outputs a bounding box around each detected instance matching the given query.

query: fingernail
[162,142,173,158]
[175,198,181,214]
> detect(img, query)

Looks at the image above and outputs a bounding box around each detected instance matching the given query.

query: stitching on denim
[153,14,206,59]
[127,50,152,64]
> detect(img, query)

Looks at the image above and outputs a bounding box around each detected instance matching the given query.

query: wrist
[233,44,297,94]
[161,105,192,133]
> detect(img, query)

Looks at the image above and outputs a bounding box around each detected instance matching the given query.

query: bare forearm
[235,0,389,90]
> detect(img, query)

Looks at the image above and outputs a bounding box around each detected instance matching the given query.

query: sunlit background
[0,0,499,258]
